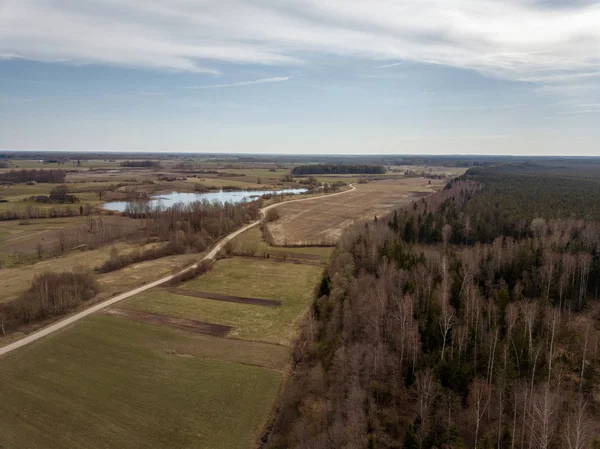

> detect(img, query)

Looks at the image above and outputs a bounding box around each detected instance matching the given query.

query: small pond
[103,188,308,212]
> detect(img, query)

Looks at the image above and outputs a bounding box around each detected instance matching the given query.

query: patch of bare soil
[169,288,282,306]
[104,308,232,336]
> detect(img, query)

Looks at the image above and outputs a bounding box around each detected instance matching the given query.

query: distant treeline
[123,198,260,240]
[0,169,67,184]
[461,163,600,239]
[0,205,84,222]
[120,160,161,168]
[291,164,385,175]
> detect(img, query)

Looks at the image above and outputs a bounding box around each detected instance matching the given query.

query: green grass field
[181,257,322,302]
[122,257,323,344]
[0,315,282,449]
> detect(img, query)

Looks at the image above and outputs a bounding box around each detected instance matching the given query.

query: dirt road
[0,185,355,357]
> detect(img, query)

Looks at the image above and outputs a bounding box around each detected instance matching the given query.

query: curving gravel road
[0,184,355,357]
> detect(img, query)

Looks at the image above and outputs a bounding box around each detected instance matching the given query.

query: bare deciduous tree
[469,377,491,449]
[438,256,455,361]
[577,254,592,310]
[522,301,538,359]
[530,384,558,449]
[414,369,437,448]
[565,396,592,449]
[0,307,6,336]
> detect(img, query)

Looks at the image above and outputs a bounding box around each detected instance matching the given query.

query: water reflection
[103,188,308,212]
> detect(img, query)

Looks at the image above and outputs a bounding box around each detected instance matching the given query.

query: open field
[0,215,141,259]
[122,257,323,345]
[0,242,196,303]
[0,180,103,208]
[265,178,443,245]
[230,226,334,261]
[0,315,282,449]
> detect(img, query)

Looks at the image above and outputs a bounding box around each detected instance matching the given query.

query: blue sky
[1,0,599,155]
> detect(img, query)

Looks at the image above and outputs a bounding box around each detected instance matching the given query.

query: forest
[267,163,600,449]
[292,164,386,175]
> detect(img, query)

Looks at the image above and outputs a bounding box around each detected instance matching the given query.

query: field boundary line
[168,288,282,306]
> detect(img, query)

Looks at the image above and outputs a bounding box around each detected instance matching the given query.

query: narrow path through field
[0,185,355,357]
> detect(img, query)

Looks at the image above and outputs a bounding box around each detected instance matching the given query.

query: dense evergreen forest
[463,164,600,240]
[267,163,600,449]
[292,164,386,175]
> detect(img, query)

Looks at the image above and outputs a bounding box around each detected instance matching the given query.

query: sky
[1,0,599,155]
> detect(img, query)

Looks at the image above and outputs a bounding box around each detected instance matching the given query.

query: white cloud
[190,76,292,89]
[1,0,599,84]
[377,62,403,69]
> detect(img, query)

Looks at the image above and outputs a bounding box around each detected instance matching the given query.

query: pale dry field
[0,242,196,304]
[0,215,140,256]
[265,178,443,246]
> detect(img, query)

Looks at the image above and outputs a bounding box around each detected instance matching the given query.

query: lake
[103,188,308,212]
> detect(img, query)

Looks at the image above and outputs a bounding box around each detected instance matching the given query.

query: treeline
[97,242,185,273]
[0,270,99,335]
[96,199,260,273]
[267,168,600,449]
[169,259,213,285]
[123,199,260,238]
[0,169,67,184]
[120,160,161,168]
[52,216,142,255]
[0,205,82,222]
[291,164,385,175]
[6,217,140,265]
